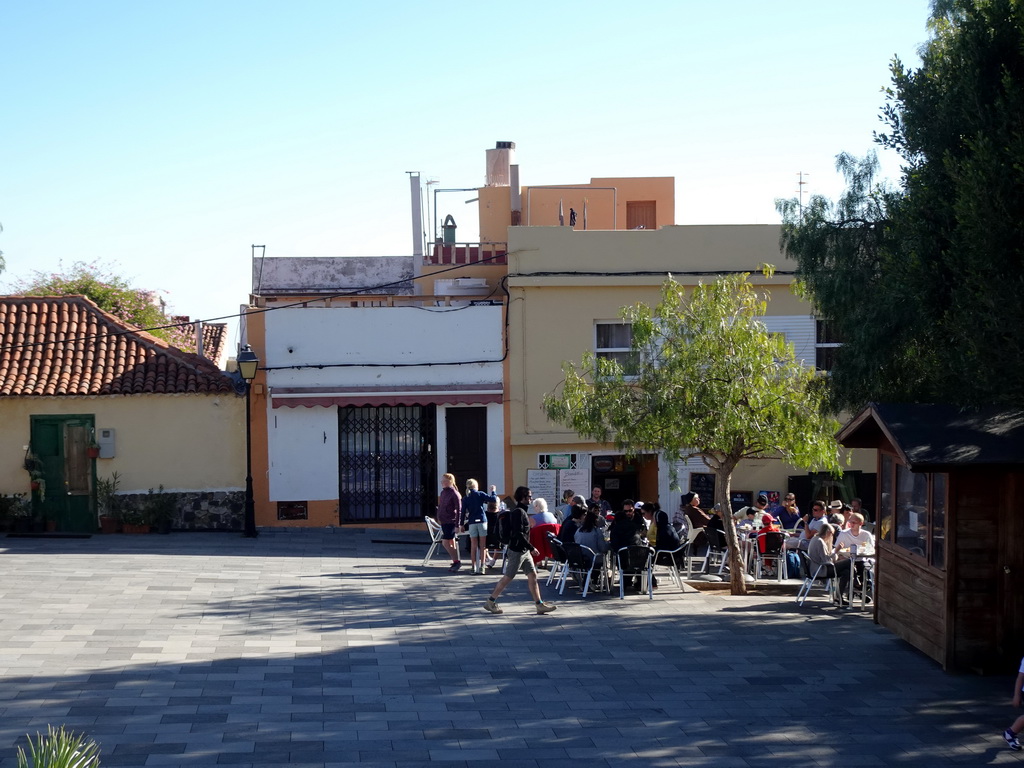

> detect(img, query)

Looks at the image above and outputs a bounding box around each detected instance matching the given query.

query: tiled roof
[0,296,238,396]
[170,315,228,364]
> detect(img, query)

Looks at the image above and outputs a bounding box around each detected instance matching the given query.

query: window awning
[270,383,502,409]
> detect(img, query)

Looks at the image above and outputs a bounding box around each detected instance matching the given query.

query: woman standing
[462,479,497,575]
[437,473,463,572]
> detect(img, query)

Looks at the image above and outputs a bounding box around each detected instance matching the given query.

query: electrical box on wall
[97,428,116,459]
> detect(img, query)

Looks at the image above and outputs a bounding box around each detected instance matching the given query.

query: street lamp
[237,345,259,538]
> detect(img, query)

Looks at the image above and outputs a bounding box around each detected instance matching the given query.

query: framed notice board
[689,472,716,502]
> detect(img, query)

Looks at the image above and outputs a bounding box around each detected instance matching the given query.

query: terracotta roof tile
[0,296,238,397]
[170,315,228,364]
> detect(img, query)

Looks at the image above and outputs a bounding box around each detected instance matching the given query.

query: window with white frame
[595,322,639,375]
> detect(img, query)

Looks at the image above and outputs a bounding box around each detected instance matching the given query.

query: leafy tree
[543,274,842,595]
[780,0,1024,410]
[12,261,193,349]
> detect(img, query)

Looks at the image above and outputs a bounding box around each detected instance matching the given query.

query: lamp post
[237,345,259,538]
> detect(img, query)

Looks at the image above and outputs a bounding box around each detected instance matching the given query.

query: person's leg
[442,537,459,564]
[526,572,556,613]
[835,560,853,600]
[469,536,480,572]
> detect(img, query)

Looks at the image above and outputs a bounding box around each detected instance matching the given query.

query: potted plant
[9,496,35,533]
[87,442,100,459]
[119,504,151,534]
[96,472,121,533]
[0,492,26,532]
[144,485,176,534]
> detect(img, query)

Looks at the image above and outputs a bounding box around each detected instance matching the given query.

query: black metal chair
[560,542,608,597]
[545,533,569,586]
[754,530,787,581]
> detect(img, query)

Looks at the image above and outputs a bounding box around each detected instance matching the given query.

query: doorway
[338,405,437,521]
[29,414,95,532]
[445,407,488,491]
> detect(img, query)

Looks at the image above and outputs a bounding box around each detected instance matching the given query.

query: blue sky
[1,1,931,351]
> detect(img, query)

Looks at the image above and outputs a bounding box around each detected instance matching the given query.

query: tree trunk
[714,463,747,595]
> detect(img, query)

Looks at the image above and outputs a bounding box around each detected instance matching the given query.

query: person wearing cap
[735,493,771,522]
[826,499,846,528]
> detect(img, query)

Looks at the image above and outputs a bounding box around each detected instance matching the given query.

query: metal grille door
[338,405,436,521]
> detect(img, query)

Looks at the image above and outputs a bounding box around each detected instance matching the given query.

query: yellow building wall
[0,394,246,496]
[503,223,874,494]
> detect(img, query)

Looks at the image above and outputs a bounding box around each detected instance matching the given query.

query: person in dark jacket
[609,502,646,592]
[484,486,557,615]
[654,509,685,568]
[461,479,497,575]
[558,500,587,545]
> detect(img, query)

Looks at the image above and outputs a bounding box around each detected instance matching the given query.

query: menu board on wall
[689,472,716,504]
[558,468,590,504]
[526,469,557,506]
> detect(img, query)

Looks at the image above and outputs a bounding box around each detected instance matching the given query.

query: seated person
[835,512,874,596]
[609,502,644,552]
[558,502,586,545]
[573,510,609,559]
[777,494,801,529]
[654,510,684,567]
[808,523,855,605]
[799,500,828,550]
[609,504,646,592]
[531,498,558,527]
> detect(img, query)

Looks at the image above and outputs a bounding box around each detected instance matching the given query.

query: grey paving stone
[1,530,1020,768]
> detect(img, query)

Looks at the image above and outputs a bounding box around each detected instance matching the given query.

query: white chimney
[485,141,516,187]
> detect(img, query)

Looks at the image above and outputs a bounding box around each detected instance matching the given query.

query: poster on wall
[759,490,781,516]
[526,469,557,506]
[730,491,753,513]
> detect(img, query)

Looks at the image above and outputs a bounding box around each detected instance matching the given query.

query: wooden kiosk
[838,403,1024,673]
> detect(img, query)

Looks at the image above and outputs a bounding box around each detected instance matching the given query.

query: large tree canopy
[12,261,193,349]
[780,0,1024,410]
[543,274,842,595]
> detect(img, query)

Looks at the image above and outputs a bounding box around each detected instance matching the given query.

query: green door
[30,415,95,533]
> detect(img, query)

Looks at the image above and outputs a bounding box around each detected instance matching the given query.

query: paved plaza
[0,529,1020,767]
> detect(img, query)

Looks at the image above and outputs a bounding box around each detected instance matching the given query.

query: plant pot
[87,447,100,459]
[30,481,40,491]
[99,516,119,534]
[122,523,151,534]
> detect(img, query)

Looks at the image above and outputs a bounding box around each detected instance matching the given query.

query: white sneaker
[485,556,497,568]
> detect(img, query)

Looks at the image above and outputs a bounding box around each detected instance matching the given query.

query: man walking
[484,486,557,615]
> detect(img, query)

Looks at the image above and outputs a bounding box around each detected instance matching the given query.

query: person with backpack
[484,486,557,615]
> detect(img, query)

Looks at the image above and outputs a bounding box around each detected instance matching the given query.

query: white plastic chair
[422,517,445,566]
[652,545,687,590]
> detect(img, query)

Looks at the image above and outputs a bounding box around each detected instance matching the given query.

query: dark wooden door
[445,407,488,492]
[30,414,95,532]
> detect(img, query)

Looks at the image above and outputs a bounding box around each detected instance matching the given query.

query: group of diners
[681,489,876,604]
[437,473,875,608]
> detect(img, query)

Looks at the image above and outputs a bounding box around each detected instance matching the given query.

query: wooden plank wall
[877,543,946,666]
[999,470,1024,670]
[953,470,1002,672]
